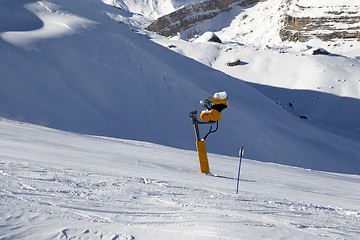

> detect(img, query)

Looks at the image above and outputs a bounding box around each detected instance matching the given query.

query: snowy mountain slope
[1,119,360,239]
[148,0,360,47]
[147,0,360,174]
[102,0,174,25]
[145,0,254,37]
[1,0,360,174]
[151,35,360,141]
[0,0,96,50]
[146,0,360,143]
[101,0,204,27]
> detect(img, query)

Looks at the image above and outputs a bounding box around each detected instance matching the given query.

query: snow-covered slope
[1,0,360,174]
[147,0,360,175]
[101,0,204,27]
[1,119,359,239]
[103,0,175,19]
[147,0,360,137]
[1,1,360,237]
[149,0,360,49]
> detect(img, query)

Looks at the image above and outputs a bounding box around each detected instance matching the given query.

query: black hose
[203,121,218,140]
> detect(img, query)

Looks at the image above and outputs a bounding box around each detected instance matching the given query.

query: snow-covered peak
[102,0,175,20]
[102,0,204,20]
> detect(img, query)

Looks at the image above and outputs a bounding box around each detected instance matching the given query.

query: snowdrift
[1,0,360,174]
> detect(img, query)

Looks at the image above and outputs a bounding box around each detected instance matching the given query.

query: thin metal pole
[190,111,201,141]
[236,146,244,194]
[193,123,201,141]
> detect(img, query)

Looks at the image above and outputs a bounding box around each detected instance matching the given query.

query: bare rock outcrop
[280,1,360,42]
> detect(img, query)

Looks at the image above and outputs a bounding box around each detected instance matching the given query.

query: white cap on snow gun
[214,91,227,99]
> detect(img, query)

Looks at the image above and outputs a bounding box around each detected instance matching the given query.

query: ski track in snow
[0,121,359,239]
[1,0,360,176]
[1,0,360,238]
[1,160,360,239]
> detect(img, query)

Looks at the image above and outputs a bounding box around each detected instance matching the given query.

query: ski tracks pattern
[1,158,359,239]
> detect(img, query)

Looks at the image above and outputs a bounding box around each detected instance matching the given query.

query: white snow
[1,0,360,175]
[101,0,204,27]
[213,91,227,99]
[102,0,175,19]
[193,31,219,43]
[180,0,285,47]
[149,1,360,171]
[1,118,360,239]
[0,1,96,49]
[201,109,211,114]
[1,0,360,238]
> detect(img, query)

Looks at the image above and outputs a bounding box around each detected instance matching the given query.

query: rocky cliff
[146,0,268,37]
[280,0,360,42]
[147,0,360,43]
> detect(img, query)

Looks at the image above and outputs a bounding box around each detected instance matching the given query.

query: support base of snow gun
[189,110,217,174]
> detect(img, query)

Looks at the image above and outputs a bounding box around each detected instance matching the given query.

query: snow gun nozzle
[189,110,198,124]
[200,98,213,110]
[199,91,228,122]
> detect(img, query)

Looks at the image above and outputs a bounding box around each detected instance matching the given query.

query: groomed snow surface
[1,0,360,238]
[3,0,360,175]
[1,119,360,239]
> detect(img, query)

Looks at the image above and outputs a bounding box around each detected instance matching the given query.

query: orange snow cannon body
[200,109,222,121]
[189,91,228,174]
[200,92,228,122]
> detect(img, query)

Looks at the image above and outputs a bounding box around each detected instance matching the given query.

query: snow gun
[189,91,228,174]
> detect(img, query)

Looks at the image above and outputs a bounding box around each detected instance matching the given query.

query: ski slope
[1,2,360,238]
[0,0,360,176]
[1,119,359,239]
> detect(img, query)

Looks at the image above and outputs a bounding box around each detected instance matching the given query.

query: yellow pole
[196,140,210,174]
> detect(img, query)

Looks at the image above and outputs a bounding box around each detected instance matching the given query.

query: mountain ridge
[147,0,360,43]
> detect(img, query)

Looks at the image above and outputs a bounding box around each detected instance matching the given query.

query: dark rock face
[312,48,330,55]
[209,33,222,43]
[280,15,360,42]
[226,59,241,66]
